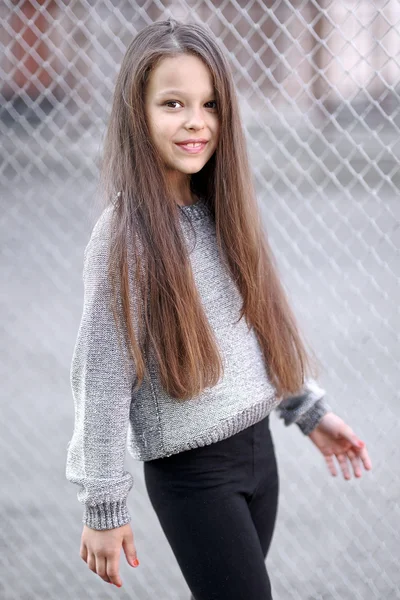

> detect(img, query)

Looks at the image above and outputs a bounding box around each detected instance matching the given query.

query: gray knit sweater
[65,197,331,530]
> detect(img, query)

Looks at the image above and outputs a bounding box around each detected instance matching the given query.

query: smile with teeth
[178,142,204,148]
[176,141,208,154]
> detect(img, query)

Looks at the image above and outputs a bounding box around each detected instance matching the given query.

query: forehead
[148,54,214,97]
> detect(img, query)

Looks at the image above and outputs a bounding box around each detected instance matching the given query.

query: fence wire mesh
[1,1,399,599]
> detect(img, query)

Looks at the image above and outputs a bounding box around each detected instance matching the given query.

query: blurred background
[1,1,399,599]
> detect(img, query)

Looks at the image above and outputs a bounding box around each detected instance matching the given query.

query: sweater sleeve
[274,378,332,435]
[65,207,136,530]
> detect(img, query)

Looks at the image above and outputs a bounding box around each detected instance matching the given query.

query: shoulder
[83,203,141,281]
[87,205,115,250]
[83,205,116,279]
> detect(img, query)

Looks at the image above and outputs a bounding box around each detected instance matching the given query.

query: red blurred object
[10,0,58,99]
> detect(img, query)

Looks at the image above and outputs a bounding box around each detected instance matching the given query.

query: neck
[176,191,200,207]
[167,172,196,207]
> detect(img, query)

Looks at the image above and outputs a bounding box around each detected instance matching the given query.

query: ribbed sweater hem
[296,398,331,435]
[83,499,131,530]
[138,393,281,461]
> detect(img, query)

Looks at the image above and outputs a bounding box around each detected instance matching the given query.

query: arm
[274,378,332,435]
[66,207,136,530]
[275,379,372,479]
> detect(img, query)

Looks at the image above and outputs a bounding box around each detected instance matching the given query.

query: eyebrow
[155,89,215,98]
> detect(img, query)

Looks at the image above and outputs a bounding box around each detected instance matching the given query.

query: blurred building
[2,0,400,121]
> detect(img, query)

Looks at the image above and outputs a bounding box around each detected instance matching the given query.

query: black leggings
[143,414,279,600]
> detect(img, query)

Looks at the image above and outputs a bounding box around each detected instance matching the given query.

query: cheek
[148,121,167,151]
[152,117,175,145]
[210,115,220,137]
[145,115,157,145]
[211,122,220,149]
[147,110,165,136]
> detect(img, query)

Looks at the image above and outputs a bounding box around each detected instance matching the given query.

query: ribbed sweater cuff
[296,398,331,436]
[83,499,131,530]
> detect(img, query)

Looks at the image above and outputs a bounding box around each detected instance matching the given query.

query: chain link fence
[1,1,399,599]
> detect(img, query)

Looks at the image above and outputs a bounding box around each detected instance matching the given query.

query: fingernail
[132,559,139,567]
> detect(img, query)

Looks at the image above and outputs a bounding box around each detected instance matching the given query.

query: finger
[80,543,88,563]
[122,530,139,568]
[106,554,123,588]
[325,454,338,477]
[95,555,112,584]
[359,446,373,471]
[336,453,351,480]
[347,449,363,478]
[104,558,113,584]
[340,427,365,451]
[339,426,358,446]
[87,553,97,574]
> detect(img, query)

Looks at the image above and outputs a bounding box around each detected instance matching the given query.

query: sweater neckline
[177,196,211,220]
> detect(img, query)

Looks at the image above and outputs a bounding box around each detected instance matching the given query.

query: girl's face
[144,54,220,186]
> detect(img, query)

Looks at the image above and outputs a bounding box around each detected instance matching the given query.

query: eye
[164,100,181,109]
[163,100,218,110]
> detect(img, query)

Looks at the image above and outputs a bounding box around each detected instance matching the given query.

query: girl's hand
[308,412,372,480]
[80,523,139,588]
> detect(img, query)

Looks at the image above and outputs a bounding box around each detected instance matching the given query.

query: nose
[185,106,206,130]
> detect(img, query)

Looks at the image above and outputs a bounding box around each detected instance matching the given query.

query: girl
[66,18,372,599]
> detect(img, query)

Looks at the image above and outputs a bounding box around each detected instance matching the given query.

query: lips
[175,139,209,145]
[175,140,208,154]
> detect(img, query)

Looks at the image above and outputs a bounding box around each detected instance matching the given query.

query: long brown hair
[98,17,318,399]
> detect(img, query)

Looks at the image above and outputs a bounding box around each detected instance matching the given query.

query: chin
[187,165,206,174]
[182,160,209,174]
[166,155,209,174]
